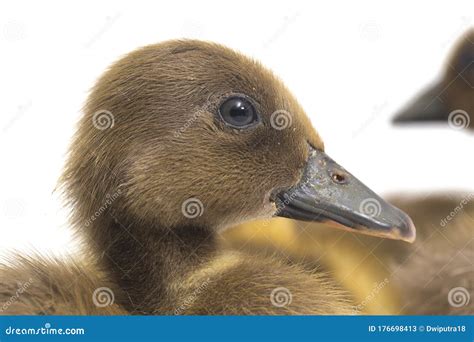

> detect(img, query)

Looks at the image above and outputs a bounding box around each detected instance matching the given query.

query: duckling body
[0,255,126,315]
[223,219,403,314]
[388,194,474,315]
[1,40,414,315]
[228,193,474,315]
[0,250,354,315]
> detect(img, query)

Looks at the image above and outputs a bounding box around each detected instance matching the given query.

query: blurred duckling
[388,193,474,315]
[0,40,416,315]
[393,28,473,130]
[390,28,474,314]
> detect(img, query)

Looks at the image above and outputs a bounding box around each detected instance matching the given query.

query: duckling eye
[218,96,259,128]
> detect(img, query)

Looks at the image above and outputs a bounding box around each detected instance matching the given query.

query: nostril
[330,170,347,184]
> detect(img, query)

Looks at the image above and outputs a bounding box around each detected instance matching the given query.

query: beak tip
[400,230,416,244]
[397,214,417,243]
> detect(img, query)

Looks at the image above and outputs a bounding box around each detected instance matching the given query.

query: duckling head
[393,28,473,130]
[62,40,415,243]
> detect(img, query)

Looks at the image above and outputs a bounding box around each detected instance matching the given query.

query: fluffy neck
[61,146,220,313]
[89,215,217,314]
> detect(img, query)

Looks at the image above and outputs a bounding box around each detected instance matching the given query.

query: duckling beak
[392,81,449,125]
[273,148,416,243]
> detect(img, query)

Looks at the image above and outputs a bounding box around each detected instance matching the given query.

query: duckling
[0,40,415,315]
[390,28,473,314]
[389,194,474,315]
[394,220,473,315]
[393,28,473,129]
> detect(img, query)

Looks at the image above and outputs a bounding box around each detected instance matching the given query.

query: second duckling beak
[274,148,416,243]
[392,82,448,125]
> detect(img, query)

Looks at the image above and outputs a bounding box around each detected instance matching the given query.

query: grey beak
[274,148,416,243]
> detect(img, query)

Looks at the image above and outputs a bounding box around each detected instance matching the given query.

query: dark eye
[218,96,259,128]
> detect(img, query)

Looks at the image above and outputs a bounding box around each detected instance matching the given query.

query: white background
[1,0,473,256]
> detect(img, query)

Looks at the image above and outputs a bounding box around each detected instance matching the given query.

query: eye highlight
[218,96,259,128]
